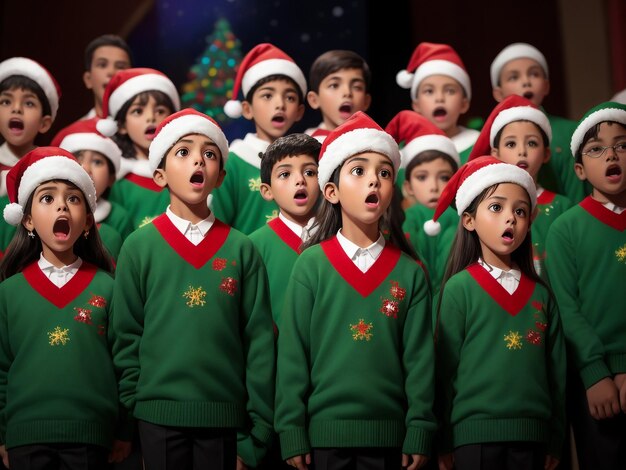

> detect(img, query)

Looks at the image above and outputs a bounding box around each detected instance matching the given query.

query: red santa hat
[490,43,549,88]
[51,118,122,174]
[3,147,96,226]
[423,155,536,236]
[0,57,62,120]
[570,101,626,157]
[224,43,307,119]
[148,108,229,173]
[396,42,471,101]
[468,95,552,161]
[98,67,181,135]
[317,111,401,188]
[385,110,460,168]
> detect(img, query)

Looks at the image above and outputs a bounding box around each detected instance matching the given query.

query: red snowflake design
[74,307,93,325]
[390,281,406,301]
[535,321,547,332]
[98,325,106,336]
[532,301,544,311]
[219,277,238,296]
[88,294,107,308]
[380,299,399,319]
[525,329,542,345]
[212,258,228,271]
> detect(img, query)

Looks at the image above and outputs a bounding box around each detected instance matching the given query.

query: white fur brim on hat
[318,128,401,188]
[401,134,460,168]
[241,58,307,97]
[148,114,230,173]
[455,162,537,215]
[490,106,552,146]
[59,133,122,173]
[570,107,626,156]
[410,60,471,101]
[490,43,548,88]
[108,74,181,118]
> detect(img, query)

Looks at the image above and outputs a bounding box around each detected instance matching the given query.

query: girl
[430,156,566,470]
[0,147,129,469]
[275,112,436,470]
[100,67,180,229]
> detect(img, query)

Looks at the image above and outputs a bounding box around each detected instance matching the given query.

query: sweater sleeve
[545,297,567,459]
[0,285,11,445]
[210,154,237,225]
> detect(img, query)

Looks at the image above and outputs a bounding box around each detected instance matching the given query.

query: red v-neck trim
[23,261,98,309]
[321,236,401,298]
[125,173,163,192]
[537,190,556,205]
[268,217,301,254]
[152,214,231,269]
[466,263,535,316]
[580,196,626,231]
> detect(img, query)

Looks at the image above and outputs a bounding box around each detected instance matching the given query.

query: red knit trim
[0,163,12,172]
[124,172,163,192]
[152,214,231,269]
[580,196,626,231]
[537,189,556,205]
[466,263,535,316]
[23,261,98,309]
[268,217,301,254]
[321,236,401,297]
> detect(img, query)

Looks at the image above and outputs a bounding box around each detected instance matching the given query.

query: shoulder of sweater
[247,223,271,242]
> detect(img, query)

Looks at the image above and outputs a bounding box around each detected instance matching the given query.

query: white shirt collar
[166,206,215,243]
[478,258,521,281]
[336,229,385,261]
[38,253,82,287]
[603,201,626,214]
[279,212,316,240]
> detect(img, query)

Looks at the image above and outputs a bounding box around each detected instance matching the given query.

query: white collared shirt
[336,230,385,273]
[38,253,82,288]
[279,212,316,242]
[166,206,215,245]
[603,201,626,214]
[478,258,521,294]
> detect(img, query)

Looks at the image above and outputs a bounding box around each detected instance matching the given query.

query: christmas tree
[181,18,241,123]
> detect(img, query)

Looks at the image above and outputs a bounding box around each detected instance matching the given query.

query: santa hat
[317,111,400,188]
[468,95,551,161]
[423,155,536,236]
[224,43,307,119]
[148,108,229,173]
[51,118,122,173]
[98,67,181,135]
[385,110,459,168]
[0,57,61,120]
[570,101,626,157]
[490,43,548,88]
[396,42,471,100]
[3,147,96,226]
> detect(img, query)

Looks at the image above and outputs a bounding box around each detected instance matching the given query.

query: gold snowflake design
[183,286,207,307]
[48,326,70,346]
[138,215,157,228]
[616,244,626,264]
[265,210,279,222]
[248,177,261,192]
[504,330,523,350]
[350,319,373,341]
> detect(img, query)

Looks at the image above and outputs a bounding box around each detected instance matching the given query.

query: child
[545,101,626,468]
[433,156,565,470]
[275,111,436,470]
[396,42,478,164]
[249,133,321,329]
[100,67,180,229]
[214,43,306,234]
[491,42,588,203]
[0,147,130,468]
[82,34,132,119]
[469,95,573,279]
[111,109,275,469]
[304,50,371,142]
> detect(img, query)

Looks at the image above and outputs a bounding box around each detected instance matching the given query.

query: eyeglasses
[581,142,626,158]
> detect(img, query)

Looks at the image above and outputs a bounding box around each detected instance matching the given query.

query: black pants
[310,448,402,470]
[7,443,109,470]
[454,442,545,470]
[138,420,236,470]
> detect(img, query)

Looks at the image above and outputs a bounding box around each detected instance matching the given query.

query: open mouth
[523,91,534,101]
[53,218,70,239]
[145,125,156,137]
[516,161,529,169]
[294,189,307,200]
[8,118,24,131]
[339,103,352,115]
[271,115,285,124]
[190,171,204,185]
[502,228,514,241]
[365,193,379,206]
[433,107,447,118]
[606,164,622,178]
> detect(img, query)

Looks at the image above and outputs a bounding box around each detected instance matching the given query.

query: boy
[397,42,478,164]
[304,50,371,141]
[82,34,132,119]
[491,42,588,203]
[214,43,306,234]
[546,102,626,468]
[111,109,275,469]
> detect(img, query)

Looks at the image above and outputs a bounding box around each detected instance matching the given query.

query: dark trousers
[454,442,545,470]
[310,448,401,470]
[7,443,108,470]
[138,420,236,470]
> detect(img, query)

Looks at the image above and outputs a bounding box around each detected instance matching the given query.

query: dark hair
[84,34,133,70]
[574,121,626,164]
[111,90,175,159]
[244,74,304,104]
[0,75,52,117]
[492,120,549,149]
[404,150,459,182]
[260,133,321,184]
[73,150,116,200]
[0,180,113,281]
[308,50,371,93]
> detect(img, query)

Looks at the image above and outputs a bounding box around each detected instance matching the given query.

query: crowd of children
[0,32,624,470]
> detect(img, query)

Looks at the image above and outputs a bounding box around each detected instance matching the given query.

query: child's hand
[544,454,559,470]
[0,444,8,468]
[236,455,248,470]
[613,373,626,412]
[438,453,454,470]
[586,377,620,419]
[107,439,132,463]
[286,453,311,469]
[402,453,428,469]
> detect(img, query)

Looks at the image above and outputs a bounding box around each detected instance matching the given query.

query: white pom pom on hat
[223,99,243,119]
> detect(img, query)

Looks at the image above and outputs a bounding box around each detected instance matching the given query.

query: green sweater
[436,265,566,457]
[108,174,170,230]
[101,200,134,240]
[98,222,123,262]
[0,195,16,256]
[545,197,626,389]
[275,237,436,459]
[0,263,119,449]
[111,214,275,466]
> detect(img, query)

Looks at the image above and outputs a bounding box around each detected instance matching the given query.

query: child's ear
[323,182,339,204]
[402,179,414,197]
[214,169,226,190]
[84,213,94,232]
[574,162,587,182]
[22,214,34,232]
[153,167,168,188]
[543,146,551,164]
[117,122,128,135]
[411,99,422,114]
[259,183,274,202]
[461,212,475,231]
[530,206,539,224]
[294,103,305,123]
[492,87,504,103]
[307,91,320,110]
[241,101,254,121]
[490,147,499,158]
[362,93,372,112]
[38,115,53,134]
[83,70,93,91]
[460,96,470,114]
[107,173,116,189]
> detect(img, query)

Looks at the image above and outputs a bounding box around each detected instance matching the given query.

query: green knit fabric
[458,145,473,166]
[0,195,16,255]
[98,222,123,262]
[100,199,134,239]
[108,177,170,230]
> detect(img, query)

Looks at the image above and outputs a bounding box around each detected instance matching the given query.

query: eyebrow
[177,139,218,147]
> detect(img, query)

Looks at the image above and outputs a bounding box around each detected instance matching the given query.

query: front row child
[432,156,566,470]
[275,111,436,470]
[0,148,130,468]
[111,109,275,469]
